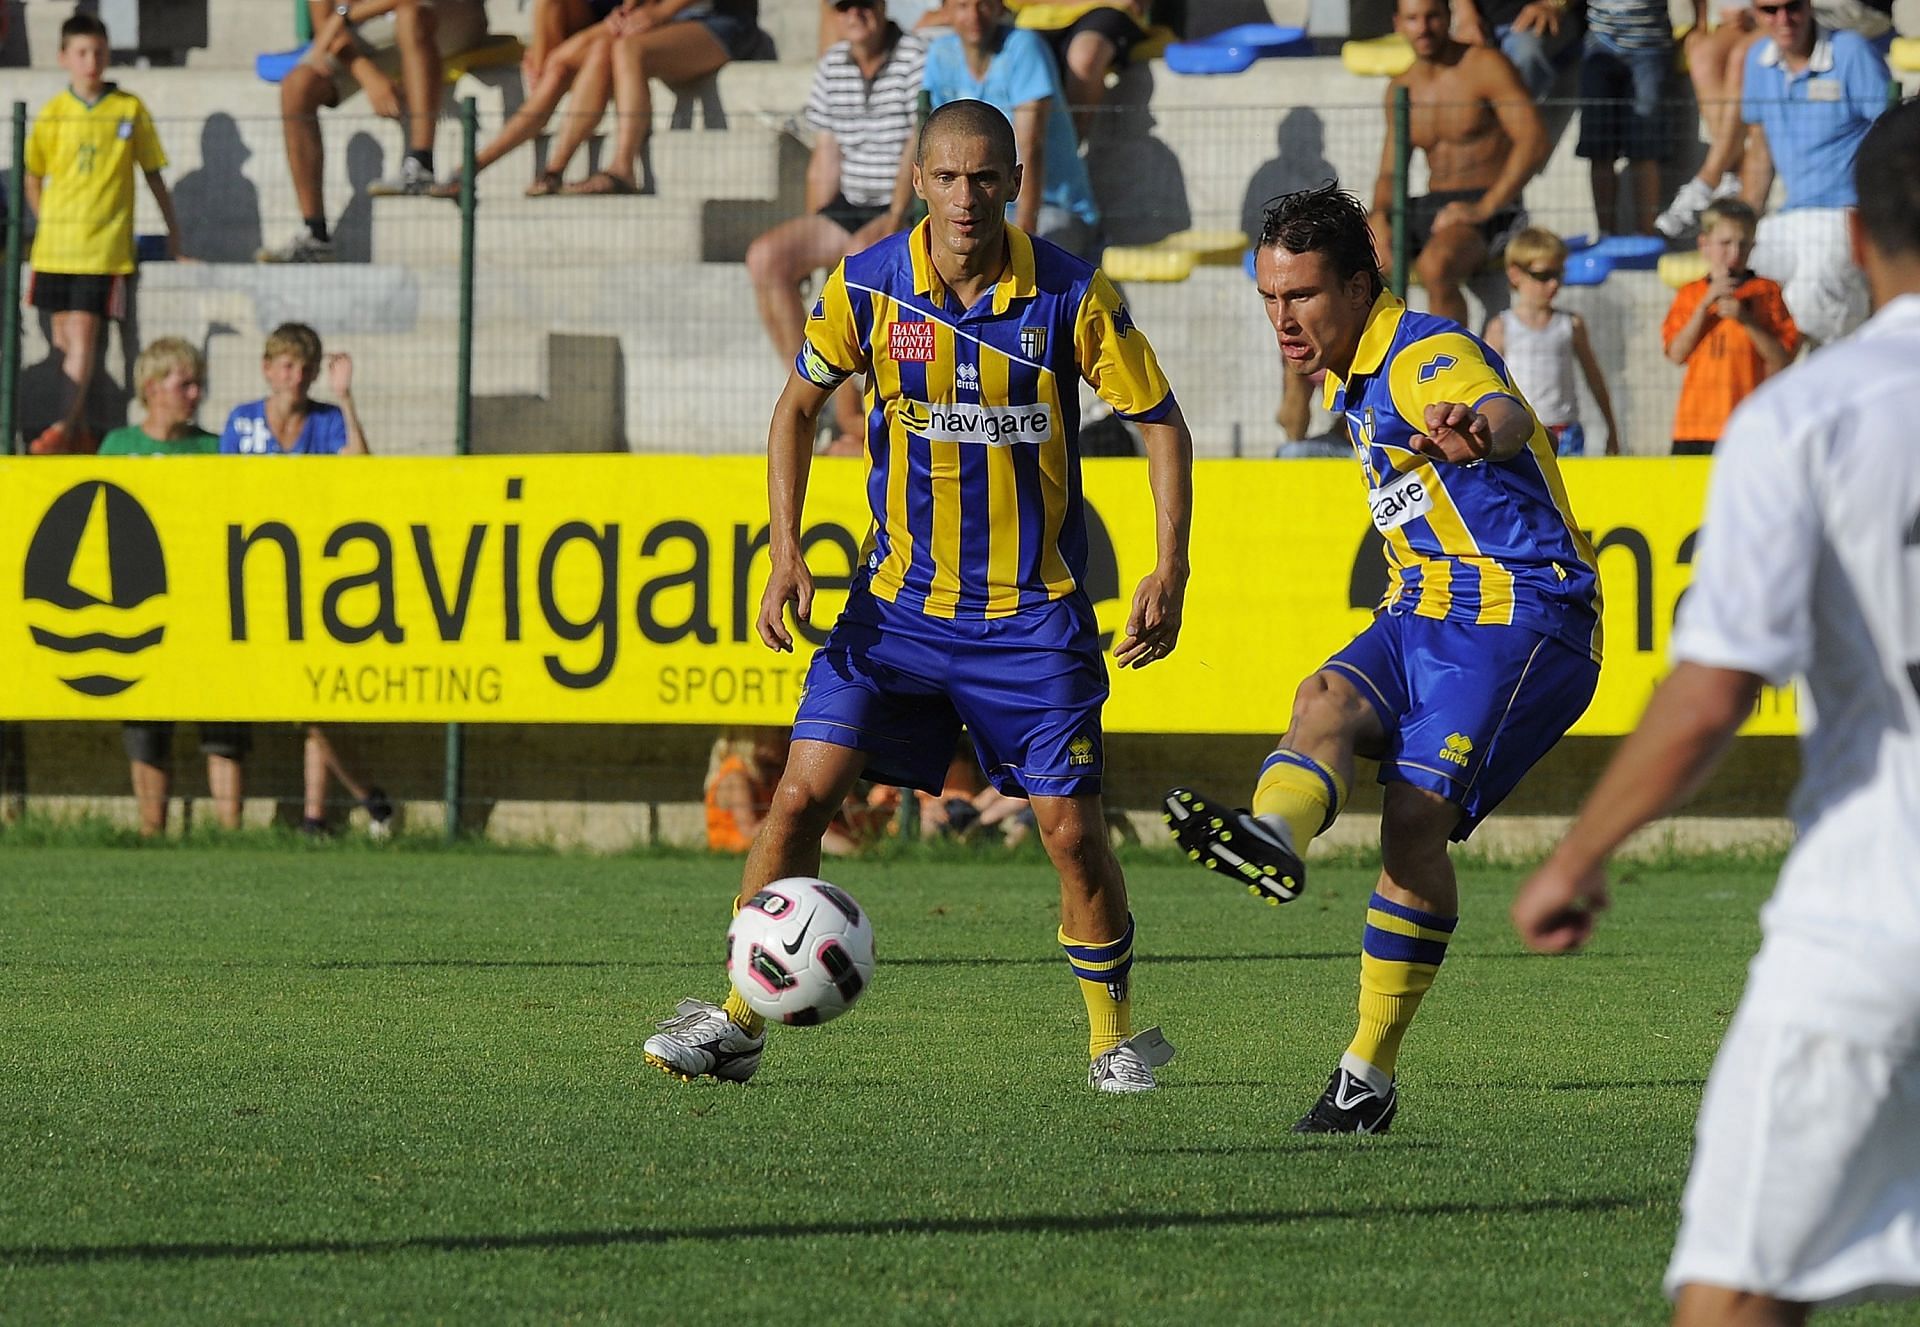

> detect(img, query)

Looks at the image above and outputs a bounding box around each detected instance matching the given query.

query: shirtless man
[1369,0,1548,325]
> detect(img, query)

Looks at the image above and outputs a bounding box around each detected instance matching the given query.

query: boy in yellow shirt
[24,13,184,454]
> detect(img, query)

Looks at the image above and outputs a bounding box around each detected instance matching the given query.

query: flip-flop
[561,170,639,196]
[523,170,564,197]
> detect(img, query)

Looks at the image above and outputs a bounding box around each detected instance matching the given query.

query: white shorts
[1750,207,1870,347]
[326,0,491,104]
[1666,1000,1920,1308]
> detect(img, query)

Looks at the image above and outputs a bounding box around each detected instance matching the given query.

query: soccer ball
[726,877,876,1026]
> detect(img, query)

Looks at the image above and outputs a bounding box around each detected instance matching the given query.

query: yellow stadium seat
[1162,228,1250,262]
[1101,246,1200,282]
[445,34,524,83]
[1659,251,1708,288]
[1132,24,1177,63]
[1892,36,1920,70]
[1342,34,1413,77]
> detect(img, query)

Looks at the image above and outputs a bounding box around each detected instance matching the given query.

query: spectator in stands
[446,0,629,196]
[220,323,390,837]
[1658,0,1891,240]
[1662,198,1797,454]
[1577,0,1699,236]
[1369,0,1548,325]
[706,727,864,854]
[1737,0,1888,345]
[23,13,184,455]
[524,0,624,88]
[538,1,766,196]
[99,339,244,836]
[259,0,489,261]
[1483,226,1620,454]
[1452,0,1583,100]
[747,0,924,449]
[820,0,949,52]
[1009,1,1152,140]
[1657,10,1762,239]
[917,0,1103,256]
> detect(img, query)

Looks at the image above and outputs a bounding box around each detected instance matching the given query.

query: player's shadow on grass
[0,1194,1654,1267]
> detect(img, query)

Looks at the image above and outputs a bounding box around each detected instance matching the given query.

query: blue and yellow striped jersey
[1322,293,1602,661]
[796,220,1174,620]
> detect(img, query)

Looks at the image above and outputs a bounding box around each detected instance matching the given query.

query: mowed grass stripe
[3,846,1906,1325]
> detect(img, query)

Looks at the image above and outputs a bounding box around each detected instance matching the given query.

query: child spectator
[101,339,246,836]
[23,12,184,454]
[1575,0,1703,235]
[218,322,369,456]
[705,727,863,854]
[221,324,391,836]
[1482,227,1621,455]
[1662,198,1798,455]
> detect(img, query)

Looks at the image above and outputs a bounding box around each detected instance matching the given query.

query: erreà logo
[23,481,167,697]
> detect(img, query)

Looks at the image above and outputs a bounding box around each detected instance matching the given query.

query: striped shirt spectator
[1585,0,1673,49]
[805,26,928,208]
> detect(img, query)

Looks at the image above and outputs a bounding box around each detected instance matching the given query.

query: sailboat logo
[23,481,167,698]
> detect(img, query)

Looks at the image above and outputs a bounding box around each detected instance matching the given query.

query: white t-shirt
[1671,292,1920,1041]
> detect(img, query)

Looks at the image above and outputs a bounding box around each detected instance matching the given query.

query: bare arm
[805,131,841,215]
[327,353,371,455]
[144,171,186,261]
[1372,81,1402,216]
[712,769,765,839]
[1482,312,1506,354]
[1569,314,1620,454]
[1510,662,1762,951]
[24,173,40,215]
[758,370,836,651]
[1012,99,1044,233]
[1474,52,1550,218]
[1730,300,1793,374]
[1664,287,1721,365]
[1409,393,1534,464]
[1741,123,1774,213]
[1115,404,1194,670]
[1454,0,1492,46]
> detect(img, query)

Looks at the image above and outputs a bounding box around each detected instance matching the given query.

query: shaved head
[918,99,1017,171]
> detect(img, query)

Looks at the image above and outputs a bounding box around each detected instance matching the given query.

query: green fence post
[1391,85,1411,299]
[2,102,26,455]
[444,95,477,842]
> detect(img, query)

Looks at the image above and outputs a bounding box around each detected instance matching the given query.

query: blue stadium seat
[1562,234,1666,286]
[1165,24,1311,75]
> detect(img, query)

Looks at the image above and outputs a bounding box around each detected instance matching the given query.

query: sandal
[523,170,564,197]
[561,170,639,196]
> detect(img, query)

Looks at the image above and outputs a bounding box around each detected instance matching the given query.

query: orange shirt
[704,755,771,853]
[1663,273,1798,445]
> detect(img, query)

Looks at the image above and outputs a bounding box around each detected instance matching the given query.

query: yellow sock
[721,988,766,1036]
[725,895,767,1035]
[1344,891,1455,1079]
[1060,915,1134,1058]
[1251,750,1348,855]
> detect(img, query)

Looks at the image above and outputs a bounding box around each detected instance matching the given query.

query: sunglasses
[1753,2,1807,16]
[1521,267,1564,282]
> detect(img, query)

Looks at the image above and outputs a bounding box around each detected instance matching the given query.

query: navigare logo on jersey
[887,320,937,363]
[905,401,1055,447]
[23,481,168,698]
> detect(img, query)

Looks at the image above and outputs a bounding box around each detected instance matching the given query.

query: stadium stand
[5,0,1920,459]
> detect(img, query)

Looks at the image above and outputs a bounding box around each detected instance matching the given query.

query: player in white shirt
[1511,98,1920,1327]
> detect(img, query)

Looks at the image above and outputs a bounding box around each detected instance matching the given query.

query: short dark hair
[918,98,1017,171]
[1856,98,1920,260]
[1258,182,1384,300]
[61,12,109,45]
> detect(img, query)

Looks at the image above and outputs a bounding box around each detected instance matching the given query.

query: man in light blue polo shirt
[1740,0,1890,342]
[920,0,1102,257]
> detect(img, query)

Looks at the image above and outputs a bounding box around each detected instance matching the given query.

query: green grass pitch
[0,841,1907,1325]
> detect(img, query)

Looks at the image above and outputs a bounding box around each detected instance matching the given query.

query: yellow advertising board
[0,456,1792,734]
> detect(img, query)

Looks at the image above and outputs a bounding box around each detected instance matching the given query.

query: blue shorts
[1575,32,1673,163]
[792,584,1109,798]
[1326,612,1599,840]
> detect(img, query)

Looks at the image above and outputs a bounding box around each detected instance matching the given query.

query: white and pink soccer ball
[726,877,876,1025]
